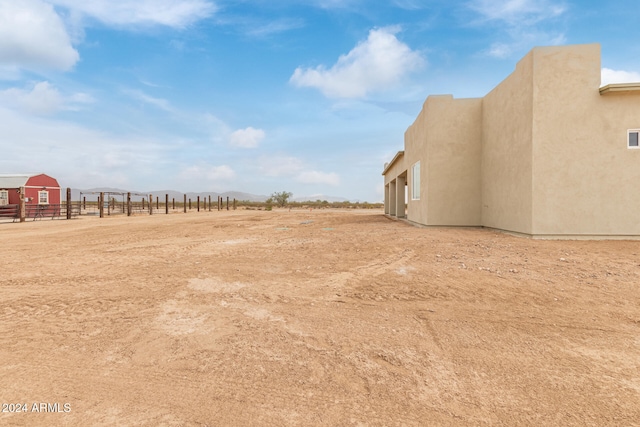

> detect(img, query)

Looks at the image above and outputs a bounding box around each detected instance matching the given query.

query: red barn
[0,174,62,217]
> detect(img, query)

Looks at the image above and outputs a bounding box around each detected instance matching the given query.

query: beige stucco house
[383,43,640,238]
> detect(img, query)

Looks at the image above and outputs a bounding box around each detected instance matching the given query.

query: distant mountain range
[70,188,357,203]
[291,195,351,203]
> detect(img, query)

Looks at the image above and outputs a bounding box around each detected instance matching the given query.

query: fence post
[66,188,72,219]
[156,196,159,210]
[226,196,229,211]
[142,198,145,210]
[172,198,175,210]
[83,196,86,210]
[189,198,192,210]
[149,194,153,215]
[127,192,132,216]
[197,196,200,212]
[99,192,104,218]
[217,196,220,211]
[208,195,211,212]
[19,187,26,222]
[183,194,187,213]
[165,194,169,215]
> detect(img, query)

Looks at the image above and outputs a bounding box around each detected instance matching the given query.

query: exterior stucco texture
[383,43,640,238]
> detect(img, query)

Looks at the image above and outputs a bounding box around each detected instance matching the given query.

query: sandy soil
[1,209,639,426]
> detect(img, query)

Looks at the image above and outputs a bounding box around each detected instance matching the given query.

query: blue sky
[1,0,639,202]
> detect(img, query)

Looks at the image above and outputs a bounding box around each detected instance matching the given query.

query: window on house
[411,161,420,200]
[0,190,8,206]
[38,191,49,205]
[629,130,640,149]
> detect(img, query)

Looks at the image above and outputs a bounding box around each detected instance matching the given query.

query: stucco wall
[530,44,640,236]
[404,101,428,224]
[383,153,406,187]
[385,42,640,237]
[425,96,482,225]
[481,51,534,234]
[403,95,482,226]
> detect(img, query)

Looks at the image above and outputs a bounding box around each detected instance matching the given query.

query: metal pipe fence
[0,203,81,222]
[2,187,238,224]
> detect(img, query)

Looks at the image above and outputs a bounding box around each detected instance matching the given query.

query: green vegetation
[237,199,383,210]
[75,195,384,212]
[269,191,293,208]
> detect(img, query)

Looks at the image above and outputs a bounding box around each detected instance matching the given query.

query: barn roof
[0,174,36,189]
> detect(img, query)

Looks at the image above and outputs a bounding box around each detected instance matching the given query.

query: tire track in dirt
[3,210,640,426]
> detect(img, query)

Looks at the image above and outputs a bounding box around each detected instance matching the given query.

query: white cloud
[257,155,304,177]
[256,155,340,186]
[601,68,640,86]
[179,164,235,181]
[290,27,424,98]
[68,92,95,105]
[0,81,93,115]
[485,31,566,59]
[468,0,566,26]
[0,82,62,115]
[123,89,173,112]
[230,127,265,148]
[0,105,167,189]
[0,0,215,75]
[296,171,340,186]
[48,0,216,28]
[468,0,567,59]
[486,43,512,59]
[0,0,79,72]
[241,18,304,38]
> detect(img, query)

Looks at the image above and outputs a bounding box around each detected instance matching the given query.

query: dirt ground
[1,209,639,426]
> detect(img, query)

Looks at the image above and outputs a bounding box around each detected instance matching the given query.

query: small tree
[271,191,292,208]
